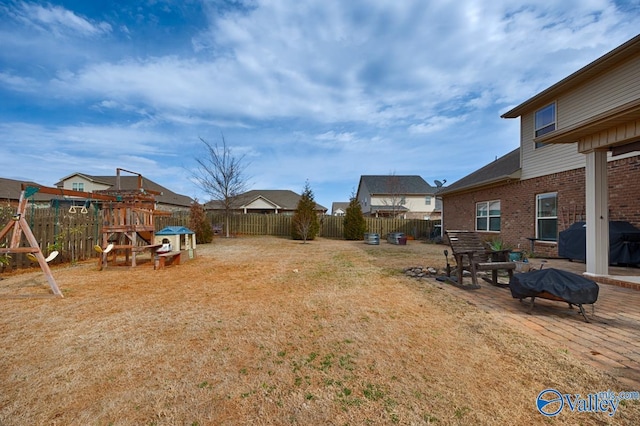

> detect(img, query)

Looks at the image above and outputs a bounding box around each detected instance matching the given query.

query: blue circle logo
[537,389,564,416]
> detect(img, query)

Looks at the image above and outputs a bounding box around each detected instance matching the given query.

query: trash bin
[387,232,405,244]
[364,233,380,245]
[398,236,407,245]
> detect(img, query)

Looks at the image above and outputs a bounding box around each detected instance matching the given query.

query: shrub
[189,200,213,243]
[291,181,320,242]
[343,196,367,240]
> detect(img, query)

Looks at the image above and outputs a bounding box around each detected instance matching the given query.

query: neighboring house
[55,172,193,212]
[441,34,640,277]
[0,177,55,208]
[356,175,440,219]
[205,190,328,215]
[331,202,349,216]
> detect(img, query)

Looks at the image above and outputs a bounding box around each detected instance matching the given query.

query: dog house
[155,226,197,259]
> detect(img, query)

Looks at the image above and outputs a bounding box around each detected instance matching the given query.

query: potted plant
[487,238,520,261]
[487,237,508,251]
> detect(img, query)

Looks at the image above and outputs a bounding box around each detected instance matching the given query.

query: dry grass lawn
[1,236,638,425]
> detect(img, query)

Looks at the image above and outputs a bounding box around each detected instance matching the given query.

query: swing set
[0,184,116,297]
[1,169,170,297]
[0,168,170,297]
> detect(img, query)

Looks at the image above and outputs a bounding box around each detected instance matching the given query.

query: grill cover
[509,268,599,305]
[558,221,640,265]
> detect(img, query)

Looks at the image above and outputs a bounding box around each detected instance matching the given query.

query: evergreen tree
[343,195,367,240]
[291,181,320,242]
[189,200,213,244]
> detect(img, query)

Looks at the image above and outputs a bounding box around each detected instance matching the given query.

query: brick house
[441,34,640,278]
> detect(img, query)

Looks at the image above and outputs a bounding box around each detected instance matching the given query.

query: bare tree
[192,135,249,238]
[380,172,405,218]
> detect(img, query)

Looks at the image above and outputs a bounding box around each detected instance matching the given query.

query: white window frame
[425,195,432,206]
[72,182,84,192]
[536,192,558,241]
[476,200,500,232]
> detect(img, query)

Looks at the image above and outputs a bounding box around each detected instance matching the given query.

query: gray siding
[520,112,585,180]
[560,56,640,127]
[358,181,371,213]
[521,55,640,179]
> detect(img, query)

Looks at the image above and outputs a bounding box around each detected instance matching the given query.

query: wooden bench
[155,251,181,270]
[445,230,516,287]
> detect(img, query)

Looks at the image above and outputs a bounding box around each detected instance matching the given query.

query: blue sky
[1,1,639,210]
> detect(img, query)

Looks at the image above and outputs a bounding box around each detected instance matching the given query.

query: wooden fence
[0,207,439,271]
[0,206,103,270]
[166,213,438,240]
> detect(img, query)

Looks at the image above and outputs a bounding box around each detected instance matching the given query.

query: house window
[536,192,558,241]
[72,182,84,191]
[535,103,556,148]
[476,200,500,232]
[400,196,406,205]
[425,196,432,205]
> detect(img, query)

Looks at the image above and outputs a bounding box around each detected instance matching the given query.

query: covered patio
[522,35,640,284]
[540,257,640,289]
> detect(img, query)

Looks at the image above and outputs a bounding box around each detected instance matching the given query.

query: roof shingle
[440,148,521,195]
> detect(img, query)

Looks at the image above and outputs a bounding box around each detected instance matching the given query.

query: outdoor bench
[155,251,181,270]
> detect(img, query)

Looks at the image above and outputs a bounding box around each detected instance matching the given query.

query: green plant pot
[509,251,523,262]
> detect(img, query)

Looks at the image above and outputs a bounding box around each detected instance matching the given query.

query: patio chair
[445,230,516,287]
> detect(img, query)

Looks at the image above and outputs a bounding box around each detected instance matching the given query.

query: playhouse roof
[156,226,195,235]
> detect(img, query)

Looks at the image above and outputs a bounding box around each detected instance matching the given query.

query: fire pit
[509,268,599,322]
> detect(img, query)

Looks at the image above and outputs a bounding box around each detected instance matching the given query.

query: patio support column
[585,150,609,276]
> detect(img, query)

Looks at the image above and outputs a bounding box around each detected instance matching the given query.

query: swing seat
[94,243,114,254]
[45,251,58,263]
[26,251,58,263]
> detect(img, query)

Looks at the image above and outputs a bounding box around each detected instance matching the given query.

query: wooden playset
[0,169,171,297]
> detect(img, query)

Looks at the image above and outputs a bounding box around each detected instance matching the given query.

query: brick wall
[608,155,640,223]
[443,154,640,258]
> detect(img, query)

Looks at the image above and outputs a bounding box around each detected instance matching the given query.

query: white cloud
[13,1,112,37]
[0,72,38,92]
[408,116,467,135]
[35,0,634,130]
[95,100,119,109]
[1,0,639,209]
[315,131,357,143]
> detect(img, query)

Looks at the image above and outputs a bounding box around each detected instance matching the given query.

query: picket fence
[0,207,439,271]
